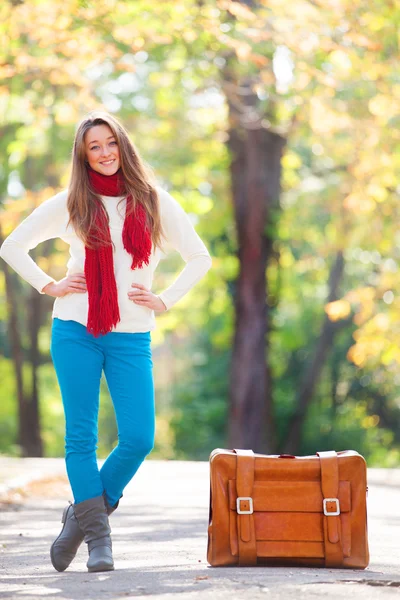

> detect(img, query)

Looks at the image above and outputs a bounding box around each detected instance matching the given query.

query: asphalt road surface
[0,459,399,600]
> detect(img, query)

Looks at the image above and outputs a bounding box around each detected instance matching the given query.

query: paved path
[0,459,399,600]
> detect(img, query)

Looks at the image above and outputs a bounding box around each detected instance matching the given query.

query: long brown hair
[67,111,165,251]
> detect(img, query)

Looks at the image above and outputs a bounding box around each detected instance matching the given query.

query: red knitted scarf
[85,166,152,337]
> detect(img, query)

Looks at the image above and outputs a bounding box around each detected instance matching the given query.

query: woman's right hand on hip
[42,273,87,297]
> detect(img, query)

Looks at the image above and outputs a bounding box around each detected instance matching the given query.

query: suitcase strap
[317,450,344,567]
[234,448,257,566]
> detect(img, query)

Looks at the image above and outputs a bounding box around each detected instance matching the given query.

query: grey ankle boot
[50,493,119,572]
[73,495,114,573]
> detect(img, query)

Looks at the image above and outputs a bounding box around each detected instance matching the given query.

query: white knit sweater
[0,187,212,333]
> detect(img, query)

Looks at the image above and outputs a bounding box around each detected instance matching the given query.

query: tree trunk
[283,251,347,454]
[27,252,44,457]
[226,98,285,452]
[0,226,43,456]
[0,263,26,451]
[24,237,55,455]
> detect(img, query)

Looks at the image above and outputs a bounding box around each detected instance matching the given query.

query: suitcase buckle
[323,497,340,516]
[236,497,254,514]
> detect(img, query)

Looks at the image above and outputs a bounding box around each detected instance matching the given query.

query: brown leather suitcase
[207,449,369,568]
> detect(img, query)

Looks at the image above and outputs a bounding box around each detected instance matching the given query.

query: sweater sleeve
[156,188,212,311]
[0,190,68,294]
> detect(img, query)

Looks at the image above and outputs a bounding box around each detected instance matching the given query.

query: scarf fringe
[123,201,152,270]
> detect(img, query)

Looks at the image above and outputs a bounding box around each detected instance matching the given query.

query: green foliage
[169,330,230,460]
[38,362,65,457]
[1,0,400,466]
[299,379,400,468]
[0,360,18,455]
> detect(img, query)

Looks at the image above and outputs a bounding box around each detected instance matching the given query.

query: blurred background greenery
[1,0,400,465]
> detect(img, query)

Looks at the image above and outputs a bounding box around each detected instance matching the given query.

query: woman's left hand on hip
[128,283,167,312]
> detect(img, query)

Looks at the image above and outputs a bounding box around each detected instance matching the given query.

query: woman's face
[84,124,120,175]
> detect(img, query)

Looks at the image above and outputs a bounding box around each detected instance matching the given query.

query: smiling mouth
[100,159,116,165]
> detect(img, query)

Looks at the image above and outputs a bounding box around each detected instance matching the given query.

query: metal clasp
[323,497,340,516]
[236,496,254,515]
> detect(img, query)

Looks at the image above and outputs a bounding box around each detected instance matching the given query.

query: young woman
[0,111,212,573]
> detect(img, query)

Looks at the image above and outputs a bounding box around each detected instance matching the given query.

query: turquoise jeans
[50,318,155,507]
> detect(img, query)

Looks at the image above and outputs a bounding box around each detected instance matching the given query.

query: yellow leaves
[347,308,396,367]
[132,37,146,50]
[229,39,253,62]
[249,53,269,68]
[152,414,175,459]
[343,192,375,214]
[368,95,399,120]
[347,339,380,368]
[0,64,15,79]
[344,175,390,214]
[29,187,58,208]
[294,71,312,91]
[348,300,400,367]
[172,189,213,217]
[346,287,375,327]
[381,347,400,367]
[361,12,388,33]
[309,98,352,135]
[372,312,390,332]
[155,303,182,333]
[210,288,228,316]
[53,238,68,252]
[4,187,58,212]
[54,102,78,126]
[14,54,33,69]
[294,254,324,274]
[366,183,388,204]
[1,189,55,241]
[51,252,69,270]
[36,257,51,272]
[0,85,9,103]
[167,56,187,71]
[182,30,198,44]
[219,255,238,280]
[362,415,380,428]
[219,0,257,22]
[280,248,294,268]
[325,299,351,322]
[343,31,382,51]
[63,38,80,53]
[195,196,214,215]
[282,152,302,170]
[392,85,400,101]
[328,49,352,74]
[55,15,72,31]
[324,223,338,243]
